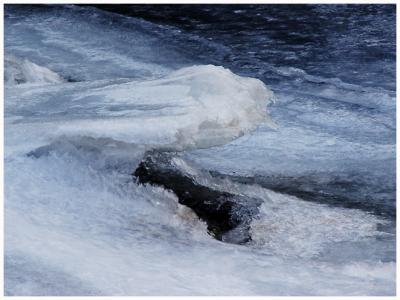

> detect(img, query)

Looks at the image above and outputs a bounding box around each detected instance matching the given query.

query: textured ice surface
[5,64,274,150]
[185,78,396,217]
[4,4,396,296]
[4,5,187,81]
[5,142,395,295]
[5,55,64,85]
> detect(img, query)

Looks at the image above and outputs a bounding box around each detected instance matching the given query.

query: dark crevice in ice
[133,151,262,244]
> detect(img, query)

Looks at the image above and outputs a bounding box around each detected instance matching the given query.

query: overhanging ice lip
[5,64,275,151]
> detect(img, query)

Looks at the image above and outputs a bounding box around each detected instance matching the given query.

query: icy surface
[5,64,274,150]
[5,55,64,85]
[4,4,396,296]
[5,142,395,295]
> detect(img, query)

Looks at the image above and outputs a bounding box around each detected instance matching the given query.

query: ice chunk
[6,65,274,151]
[5,55,64,85]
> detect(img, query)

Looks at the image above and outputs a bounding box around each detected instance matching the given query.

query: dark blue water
[94,4,395,90]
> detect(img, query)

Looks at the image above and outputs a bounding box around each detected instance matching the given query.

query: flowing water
[4,4,396,295]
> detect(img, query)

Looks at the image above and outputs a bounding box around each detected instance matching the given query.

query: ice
[185,67,395,217]
[4,142,395,295]
[6,64,274,150]
[4,4,396,296]
[250,189,389,258]
[4,5,179,81]
[5,55,64,85]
